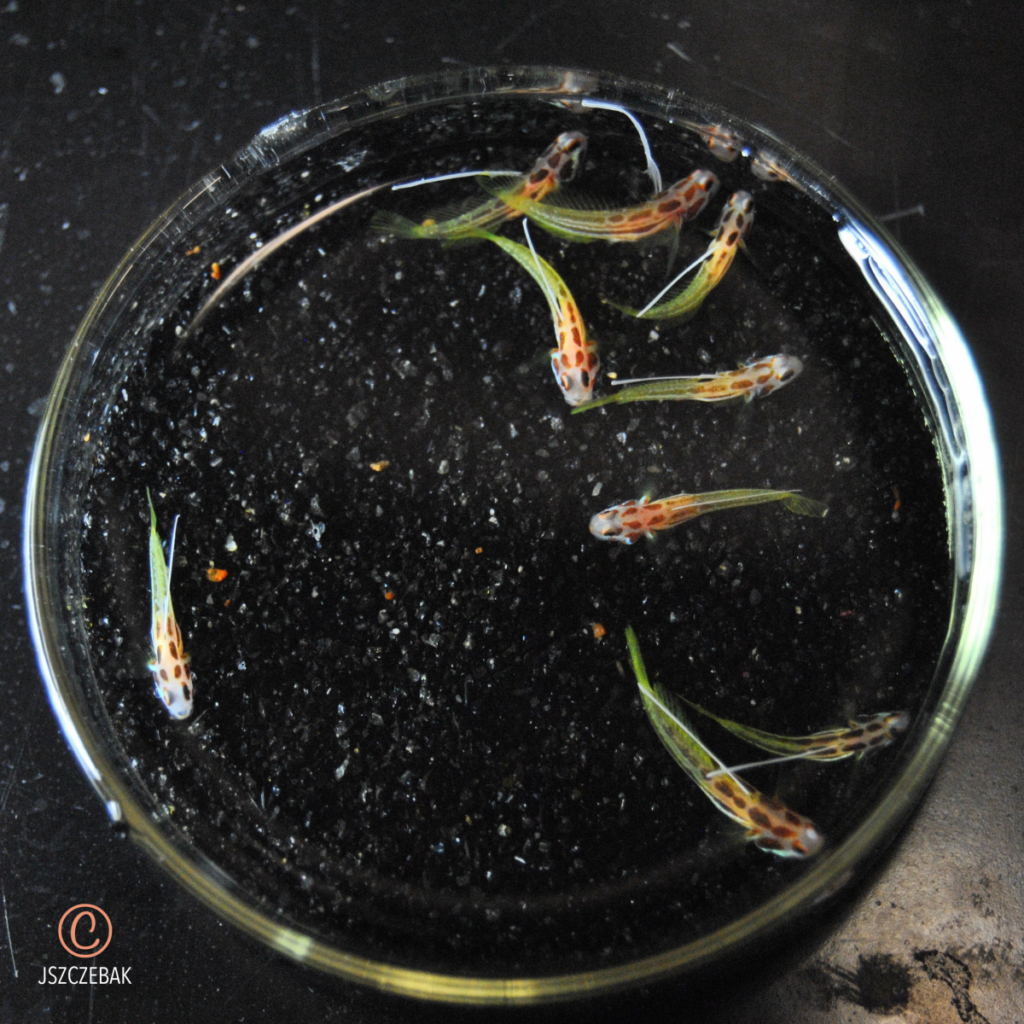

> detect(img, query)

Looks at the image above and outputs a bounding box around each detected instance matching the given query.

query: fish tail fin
[369,209,426,239]
[627,628,696,732]
[600,294,642,317]
[783,494,829,518]
[625,626,647,685]
[627,629,730,782]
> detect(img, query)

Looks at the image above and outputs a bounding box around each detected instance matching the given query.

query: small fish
[147,490,194,720]
[684,122,744,162]
[626,627,823,858]
[590,487,827,545]
[480,169,719,248]
[686,703,911,776]
[473,226,599,406]
[666,113,744,161]
[572,354,802,413]
[607,190,755,322]
[523,69,597,107]
[370,131,587,242]
[750,150,798,186]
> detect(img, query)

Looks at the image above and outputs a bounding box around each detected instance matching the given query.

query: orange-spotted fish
[572,354,802,413]
[589,487,826,545]
[607,190,755,322]
[677,121,744,162]
[686,703,911,776]
[473,226,599,406]
[370,131,587,242]
[147,490,194,720]
[750,149,799,186]
[479,169,719,248]
[626,627,823,858]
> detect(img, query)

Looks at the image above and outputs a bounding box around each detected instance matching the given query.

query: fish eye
[778,368,795,382]
[560,373,571,391]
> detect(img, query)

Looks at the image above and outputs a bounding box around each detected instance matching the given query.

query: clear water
[78,94,950,975]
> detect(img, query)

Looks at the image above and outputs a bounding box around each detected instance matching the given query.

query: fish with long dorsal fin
[370,131,587,242]
[147,489,194,719]
[590,487,826,545]
[607,190,755,322]
[573,354,802,413]
[626,626,823,859]
[472,225,600,407]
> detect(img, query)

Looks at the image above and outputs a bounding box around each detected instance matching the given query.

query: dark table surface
[1,3,1021,1022]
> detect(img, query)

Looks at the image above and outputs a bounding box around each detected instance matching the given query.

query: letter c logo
[58,904,112,958]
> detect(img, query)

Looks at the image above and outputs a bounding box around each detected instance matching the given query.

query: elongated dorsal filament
[636,251,710,317]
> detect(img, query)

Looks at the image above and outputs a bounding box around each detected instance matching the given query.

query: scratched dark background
[1,2,1021,1022]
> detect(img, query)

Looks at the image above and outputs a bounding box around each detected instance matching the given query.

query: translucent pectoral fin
[474,173,524,199]
[664,227,680,276]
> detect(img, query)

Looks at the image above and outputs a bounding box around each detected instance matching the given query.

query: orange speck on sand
[83,432,91,442]
[224,599,231,607]
[384,590,394,600]
[207,567,228,582]
[210,261,221,280]
[892,486,901,512]
[592,622,607,639]
[475,547,483,555]
[186,245,201,256]
[370,460,391,472]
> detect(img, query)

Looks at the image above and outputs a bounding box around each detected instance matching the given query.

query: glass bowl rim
[21,63,1004,1004]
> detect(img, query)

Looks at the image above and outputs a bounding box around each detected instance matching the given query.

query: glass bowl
[23,65,1002,1004]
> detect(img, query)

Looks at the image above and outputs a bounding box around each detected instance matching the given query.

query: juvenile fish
[370,131,587,242]
[750,150,799,186]
[589,487,827,545]
[473,227,599,406]
[626,627,823,858]
[607,190,754,322]
[481,169,719,247]
[680,121,744,162]
[684,703,911,776]
[572,354,802,413]
[147,490,194,720]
